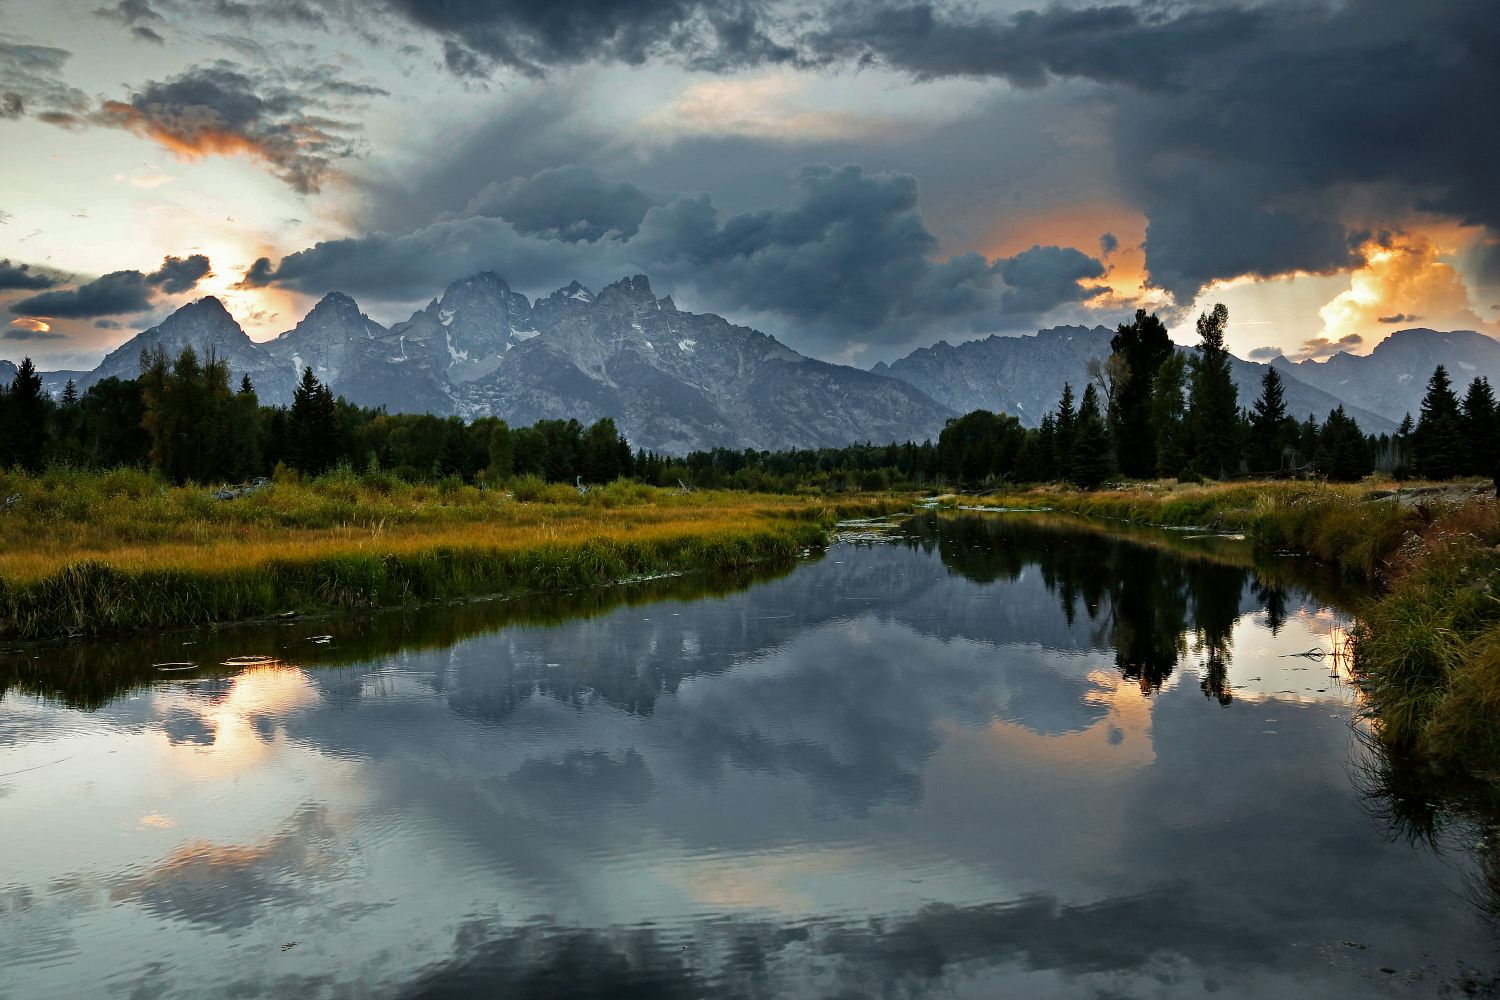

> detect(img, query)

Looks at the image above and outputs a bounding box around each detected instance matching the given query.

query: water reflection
[1,512,1495,999]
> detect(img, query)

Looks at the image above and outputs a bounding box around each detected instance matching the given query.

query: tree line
[1,320,1496,490]
[0,347,633,486]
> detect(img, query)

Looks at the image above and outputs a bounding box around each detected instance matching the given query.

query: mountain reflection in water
[1,512,1495,999]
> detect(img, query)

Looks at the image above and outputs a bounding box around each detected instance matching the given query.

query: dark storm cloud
[251,163,1108,350]
[994,245,1107,315]
[383,0,797,78]
[146,254,212,293]
[234,256,277,289]
[2,326,67,341]
[1378,313,1418,325]
[1246,346,1282,362]
[10,271,156,319]
[457,164,661,241]
[94,0,167,42]
[0,37,90,121]
[0,260,61,292]
[804,0,1257,88]
[10,254,213,319]
[85,61,379,194]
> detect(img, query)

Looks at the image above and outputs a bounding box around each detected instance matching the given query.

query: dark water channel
[2,512,1498,998]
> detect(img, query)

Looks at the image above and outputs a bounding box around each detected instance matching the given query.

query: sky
[1,0,1497,371]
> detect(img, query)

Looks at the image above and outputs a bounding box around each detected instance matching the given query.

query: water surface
[3,513,1496,998]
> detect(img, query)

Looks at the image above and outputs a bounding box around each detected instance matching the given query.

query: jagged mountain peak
[545,280,596,303]
[598,274,655,304]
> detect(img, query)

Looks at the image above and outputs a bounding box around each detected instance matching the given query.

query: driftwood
[212,476,270,501]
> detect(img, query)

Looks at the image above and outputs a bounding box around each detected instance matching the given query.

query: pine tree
[1247,367,1295,475]
[288,366,339,475]
[1414,365,1463,479]
[437,419,468,479]
[4,358,50,471]
[582,417,629,483]
[1034,413,1058,481]
[1395,412,1415,477]
[487,420,514,481]
[1151,353,1189,479]
[1460,377,1499,476]
[1314,406,1372,482]
[1107,309,1174,478]
[1053,383,1077,482]
[1186,304,1239,478]
[1072,383,1112,489]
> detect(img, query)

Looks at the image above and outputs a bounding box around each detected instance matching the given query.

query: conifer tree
[3,358,50,471]
[1186,304,1239,478]
[487,420,514,481]
[1395,412,1415,476]
[1072,383,1111,489]
[288,366,339,475]
[1414,365,1463,479]
[1034,413,1058,481]
[1314,406,1372,482]
[1108,309,1174,477]
[1247,367,1296,474]
[1460,376,1498,476]
[1053,383,1077,482]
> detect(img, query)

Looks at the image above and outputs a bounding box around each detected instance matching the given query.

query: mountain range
[874,326,1400,433]
[11,270,1500,451]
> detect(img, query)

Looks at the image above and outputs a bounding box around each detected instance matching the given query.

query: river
[2,512,1496,998]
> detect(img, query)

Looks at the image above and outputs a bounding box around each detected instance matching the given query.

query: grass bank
[945,478,1492,581]
[0,467,901,640]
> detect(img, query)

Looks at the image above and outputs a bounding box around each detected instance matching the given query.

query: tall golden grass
[0,467,898,639]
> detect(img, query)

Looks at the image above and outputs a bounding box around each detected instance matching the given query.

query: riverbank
[0,467,898,640]
[946,479,1500,777]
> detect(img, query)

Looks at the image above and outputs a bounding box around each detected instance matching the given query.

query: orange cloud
[1318,232,1491,348]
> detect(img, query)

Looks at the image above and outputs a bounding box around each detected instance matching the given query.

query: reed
[0,468,894,639]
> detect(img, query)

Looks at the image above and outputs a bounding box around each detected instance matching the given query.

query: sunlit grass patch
[0,469,899,639]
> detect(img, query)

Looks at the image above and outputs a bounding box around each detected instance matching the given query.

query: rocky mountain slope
[75,296,297,404]
[1272,328,1500,424]
[43,273,955,453]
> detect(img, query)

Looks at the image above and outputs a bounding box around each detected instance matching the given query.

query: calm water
[3,513,1498,998]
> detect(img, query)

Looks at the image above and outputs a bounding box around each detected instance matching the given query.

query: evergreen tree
[1296,415,1319,470]
[1034,413,1058,481]
[1395,412,1415,477]
[1072,383,1112,489]
[287,366,339,475]
[1247,367,1296,475]
[4,358,50,471]
[1053,383,1077,482]
[436,418,468,478]
[1314,406,1372,481]
[1151,352,1189,479]
[487,420,514,481]
[1186,304,1239,478]
[51,378,83,466]
[1107,309,1174,478]
[1461,376,1499,476]
[1413,365,1463,479]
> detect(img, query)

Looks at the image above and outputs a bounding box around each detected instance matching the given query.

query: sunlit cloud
[639,73,905,143]
[1317,232,1491,349]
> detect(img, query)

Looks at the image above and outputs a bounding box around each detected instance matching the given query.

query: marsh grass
[1350,499,1500,772]
[945,479,1471,580]
[0,468,900,639]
